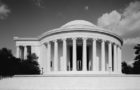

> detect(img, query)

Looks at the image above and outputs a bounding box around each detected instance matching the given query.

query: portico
[43,37,121,73]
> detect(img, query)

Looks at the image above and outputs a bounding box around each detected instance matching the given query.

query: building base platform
[0,74,140,90]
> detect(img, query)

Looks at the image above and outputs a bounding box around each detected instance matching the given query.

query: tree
[134,44,140,61]
[18,53,40,75]
[0,48,40,77]
[122,62,133,74]
[0,48,20,76]
[122,44,140,74]
[132,44,140,74]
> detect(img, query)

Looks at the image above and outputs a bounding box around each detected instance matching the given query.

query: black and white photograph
[0,0,140,90]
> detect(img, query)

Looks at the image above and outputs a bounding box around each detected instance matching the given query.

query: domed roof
[61,20,97,28]
[38,20,123,45]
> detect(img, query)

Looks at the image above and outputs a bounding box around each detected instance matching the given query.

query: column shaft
[108,42,112,72]
[54,40,58,71]
[116,45,118,73]
[16,46,20,58]
[63,38,67,71]
[92,39,97,71]
[101,40,105,71]
[24,46,27,59]
[47,42,51,72]
[113,44,117,72]
[118,47,122,73]
[72,38,77,71]
[83,38,87,71]
[117,46,121,73]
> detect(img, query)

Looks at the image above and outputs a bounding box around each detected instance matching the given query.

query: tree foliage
[134,44,140,61]
[0,48,40,77]
[18,53,40,75]
[122,62,133,74]
[122,44,140,74]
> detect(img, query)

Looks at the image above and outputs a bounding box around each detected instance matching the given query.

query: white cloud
[97,10,121,28]
[124,37,140,45]
[0,4,10,20]
[123,1,140,17]
[97,10,122,35]
[97,1,140,38]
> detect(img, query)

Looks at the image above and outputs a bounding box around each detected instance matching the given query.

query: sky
[0,0,140,64]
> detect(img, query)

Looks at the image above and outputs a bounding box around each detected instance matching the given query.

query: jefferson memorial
[14,20,123,75]
[2,20,140,90]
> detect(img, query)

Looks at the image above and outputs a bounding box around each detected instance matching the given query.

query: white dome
[61,20,97,28]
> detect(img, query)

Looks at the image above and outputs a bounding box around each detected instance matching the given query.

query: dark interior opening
[77,46,82,71]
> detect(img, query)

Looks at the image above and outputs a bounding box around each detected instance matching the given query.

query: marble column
[101,40,105,71]
[118,46,122,73]
[108,41,112,72]
[24,46,27,59]
[16,46,20,58]
[72,38,77,71]
[92,39,97,71]
[47,42,51,72]
[54,40,58,71]
[117,46,122,73]
[63,38,67,71]
[83,38,87,71]
[113,44,117,72]
[116,45,118,73]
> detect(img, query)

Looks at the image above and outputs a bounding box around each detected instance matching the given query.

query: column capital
[106,40,112,44]
[61,38,67,41]
[101,39,106,43]
[109,41,113,44]
[23,45,27,47]
[46,40,51,43]
[72,37,77,40]
[96,38,100,41]
[52,39,58,43]
[92,38,97,41]
[82,37,88,40]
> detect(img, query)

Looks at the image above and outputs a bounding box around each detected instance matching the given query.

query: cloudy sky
[0,0,140,64]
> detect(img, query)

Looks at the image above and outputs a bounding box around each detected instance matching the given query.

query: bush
[0,48,40,77]
[17,53,40,75]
